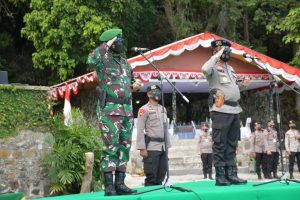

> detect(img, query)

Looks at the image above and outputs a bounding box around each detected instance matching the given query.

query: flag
[63,84,72,126]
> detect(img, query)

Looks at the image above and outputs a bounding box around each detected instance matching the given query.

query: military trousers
[289,152,300,173]
[210,111,240,167]
[99,115,133,172]
[266,152,279,174]
[201,153,213,175]
[143,150,167,186]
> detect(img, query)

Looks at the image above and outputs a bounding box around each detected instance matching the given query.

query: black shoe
[226,166,247,185]
[258,174,262,180]
[290,172,294,179]
[215,166,231,186]
[115,172,137,195]
[103,172,117,196]
[204,173,208,179]
[273,172,279,179]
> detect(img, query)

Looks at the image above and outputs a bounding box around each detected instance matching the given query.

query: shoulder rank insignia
[138,108,146,117]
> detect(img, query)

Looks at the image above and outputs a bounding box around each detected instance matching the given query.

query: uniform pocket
[211,113,224,143]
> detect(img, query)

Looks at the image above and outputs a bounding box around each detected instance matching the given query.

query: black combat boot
[103,172,117,196]
[226,166,247,185]
[215,166,231,186]
[115,171,137,195]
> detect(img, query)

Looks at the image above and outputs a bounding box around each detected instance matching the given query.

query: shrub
[44,108,103,195]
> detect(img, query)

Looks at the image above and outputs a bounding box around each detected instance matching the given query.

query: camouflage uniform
[87,40,134,173]
[285,121,300,179]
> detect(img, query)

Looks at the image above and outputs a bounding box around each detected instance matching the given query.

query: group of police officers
[88,28,300,196]
[251,120,300,180]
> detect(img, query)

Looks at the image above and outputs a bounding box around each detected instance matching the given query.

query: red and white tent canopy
[50,32,300,99]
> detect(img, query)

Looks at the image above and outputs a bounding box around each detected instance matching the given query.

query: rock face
[0,130,52,199]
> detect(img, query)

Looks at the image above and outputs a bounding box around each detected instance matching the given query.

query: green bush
[44,108,103,195]
[0,85,50,138]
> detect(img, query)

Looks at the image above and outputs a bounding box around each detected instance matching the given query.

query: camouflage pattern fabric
[99,115,133,172]
[87,42,134,172]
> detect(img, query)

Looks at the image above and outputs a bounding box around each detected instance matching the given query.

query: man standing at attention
[198,122,214,180]
[136,85,171,186]
[285,120,300,179]
[87,28,142,196]
[202,39,249,186]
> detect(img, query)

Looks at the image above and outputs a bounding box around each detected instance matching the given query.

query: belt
[106,97,131,105]
[224,100,239,107]
[148,137,165,142]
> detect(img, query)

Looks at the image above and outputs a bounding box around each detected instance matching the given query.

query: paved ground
[125,172,300,188]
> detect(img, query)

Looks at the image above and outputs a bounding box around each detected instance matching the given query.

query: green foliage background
[0,85,50,138]
[1,0,299,85]
[44,109,103,195]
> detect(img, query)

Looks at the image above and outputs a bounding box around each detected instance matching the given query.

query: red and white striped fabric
[128,32,300,85]
[63,84,72,126]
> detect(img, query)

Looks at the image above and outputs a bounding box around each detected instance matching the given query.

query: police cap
[146,84,161,92]
[289,120,296,125]
[99,28,122,42]
[211,39,231,49]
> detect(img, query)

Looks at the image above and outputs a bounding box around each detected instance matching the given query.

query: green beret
[99,28,122,42]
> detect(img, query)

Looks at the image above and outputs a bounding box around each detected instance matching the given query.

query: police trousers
[289,152,300,173]
[201,153,213,174]
[255,153,267,175]
[210,111,240,167]
[143,150,167,186]
[266,152,279,174]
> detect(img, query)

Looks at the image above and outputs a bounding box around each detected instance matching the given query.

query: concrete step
[168,156,201,163]
[169,139,199,147]
[168,149,198,157]
[169,168,202,176]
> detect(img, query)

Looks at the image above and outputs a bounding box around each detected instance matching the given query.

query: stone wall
[0,130,52,199]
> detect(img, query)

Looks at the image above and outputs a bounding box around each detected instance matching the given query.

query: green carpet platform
[36,181,300,200]
[0,192,25,200]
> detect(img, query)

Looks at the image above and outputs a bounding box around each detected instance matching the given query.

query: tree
[21,0,157,84]
[276,6,300,68]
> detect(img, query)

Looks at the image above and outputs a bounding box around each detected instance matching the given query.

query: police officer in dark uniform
[136,85,171,186]
[202,40,249,186]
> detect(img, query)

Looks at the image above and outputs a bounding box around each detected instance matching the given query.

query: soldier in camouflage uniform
[285,120,300,179]
[198,122,214,180]
[87,28,142,196]
[136,85,171,186]
[264,119,279,179]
